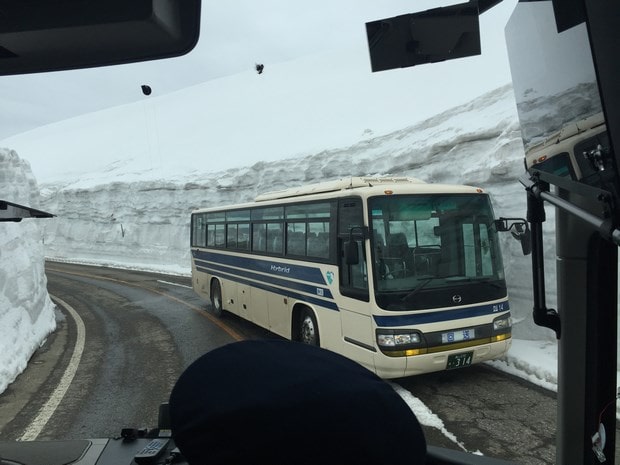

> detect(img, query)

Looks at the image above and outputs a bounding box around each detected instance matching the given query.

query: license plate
[446,351,473,369]
[441,328,475,344]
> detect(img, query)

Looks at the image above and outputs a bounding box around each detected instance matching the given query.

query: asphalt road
[0,262,616,464]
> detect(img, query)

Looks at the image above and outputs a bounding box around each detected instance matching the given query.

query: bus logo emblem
[452,294,462,304]
[326,271,334,284]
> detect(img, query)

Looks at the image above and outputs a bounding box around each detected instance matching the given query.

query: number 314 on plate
[446,351,473,369]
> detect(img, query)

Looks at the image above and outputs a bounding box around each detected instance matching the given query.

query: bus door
[337,198,375,366]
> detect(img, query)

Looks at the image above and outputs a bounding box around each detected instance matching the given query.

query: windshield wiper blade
[400,277,435,303]
[446,276,505,288]
[475,277,506,289]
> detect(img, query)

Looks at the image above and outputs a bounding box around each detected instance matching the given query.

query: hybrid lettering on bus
[190,177,511,378]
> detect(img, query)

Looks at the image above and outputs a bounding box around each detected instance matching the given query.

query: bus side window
[308,224,330,259]
[227,224,237,248]
[287,224,306,256]
[215,224,225,248]
[267,223,283,254]
[253,223,267,252]
[191,214,206,247]
[238,223,250,250]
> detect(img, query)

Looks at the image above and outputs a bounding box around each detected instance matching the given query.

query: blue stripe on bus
[191,249,508,324]
[195,264,340,312]
[194,258,334,299]
[373,301,510,327]
[192,249,327,285]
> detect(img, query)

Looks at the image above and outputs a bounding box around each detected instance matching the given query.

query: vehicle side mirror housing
[494,218,532,255]
[366,1,481,73]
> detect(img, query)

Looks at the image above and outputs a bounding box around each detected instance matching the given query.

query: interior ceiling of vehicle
[0,0,201,76]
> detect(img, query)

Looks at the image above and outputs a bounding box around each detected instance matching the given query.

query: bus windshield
[369,194,506,311]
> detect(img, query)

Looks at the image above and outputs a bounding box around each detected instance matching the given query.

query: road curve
[4,262,613,464]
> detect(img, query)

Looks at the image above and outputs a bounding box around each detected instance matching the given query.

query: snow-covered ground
[0,39,612,441]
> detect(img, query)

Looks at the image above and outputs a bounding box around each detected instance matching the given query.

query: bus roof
[191,177,487,214]
[525,111,606,170]
[254,177,425,202]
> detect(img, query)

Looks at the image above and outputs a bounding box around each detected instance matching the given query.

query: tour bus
[525,111,608,183]
[190,177,512,379]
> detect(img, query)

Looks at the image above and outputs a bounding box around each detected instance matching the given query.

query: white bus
[525,111,608,184]
[190,177,512,378]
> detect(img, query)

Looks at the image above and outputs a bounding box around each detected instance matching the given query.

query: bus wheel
[210,280,223,317]
[299,309,319,346]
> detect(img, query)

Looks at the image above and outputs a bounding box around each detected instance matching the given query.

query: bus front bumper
[374,338,512,379]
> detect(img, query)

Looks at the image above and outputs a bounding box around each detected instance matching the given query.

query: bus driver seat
[386,232,412,275]
[169,340,427,465]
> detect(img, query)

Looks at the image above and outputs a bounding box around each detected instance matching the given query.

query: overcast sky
[0,0,517,140]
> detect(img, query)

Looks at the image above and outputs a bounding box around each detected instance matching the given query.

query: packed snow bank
[0,149,56,394]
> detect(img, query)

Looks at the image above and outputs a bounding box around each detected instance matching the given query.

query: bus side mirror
[344,241,359,265]
[494,218,532,255]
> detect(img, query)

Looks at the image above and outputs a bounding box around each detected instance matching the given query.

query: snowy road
[0,263,570,463]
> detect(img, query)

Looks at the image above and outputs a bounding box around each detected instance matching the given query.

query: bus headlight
[493,315,511,331]
[492,314,511,341]
[377,332,420,346]
[376,329,426,356]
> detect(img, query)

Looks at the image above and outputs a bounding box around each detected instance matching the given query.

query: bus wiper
[400,277,435,303]
[477,277,506,289]
[446,276,505,288]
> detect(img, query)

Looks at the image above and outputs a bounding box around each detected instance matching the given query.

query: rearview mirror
[366,1,480,73]
[494,218,531,255]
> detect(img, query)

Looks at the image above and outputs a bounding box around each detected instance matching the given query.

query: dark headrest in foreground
[169,339,426,465]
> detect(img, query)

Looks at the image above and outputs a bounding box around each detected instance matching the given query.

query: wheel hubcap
[301,315,315,344]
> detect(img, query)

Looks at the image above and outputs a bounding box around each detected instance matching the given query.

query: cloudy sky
[0,0,517,140]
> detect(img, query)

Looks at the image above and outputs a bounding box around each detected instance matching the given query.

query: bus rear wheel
[299,309,319,346]
[210,280,223,317]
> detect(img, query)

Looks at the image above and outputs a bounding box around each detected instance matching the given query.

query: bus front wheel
[299,309,319,346]
[210,280,223,317]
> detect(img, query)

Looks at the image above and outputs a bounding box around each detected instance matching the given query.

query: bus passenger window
[267,223,283,254]
[307,222,330,259]
[215,224,225,248]
[227,224,238,248]
[206,224,215,247]
[191,214,206,247]
[253,223,267,252]
[238,223,250,250]
[287,222,306,255]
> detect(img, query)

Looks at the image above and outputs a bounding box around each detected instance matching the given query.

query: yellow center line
[46,267,244,342]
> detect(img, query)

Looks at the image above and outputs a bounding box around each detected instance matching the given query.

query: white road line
[19,295,86,441]
[389,382,469,452]
[157,279,192,289]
